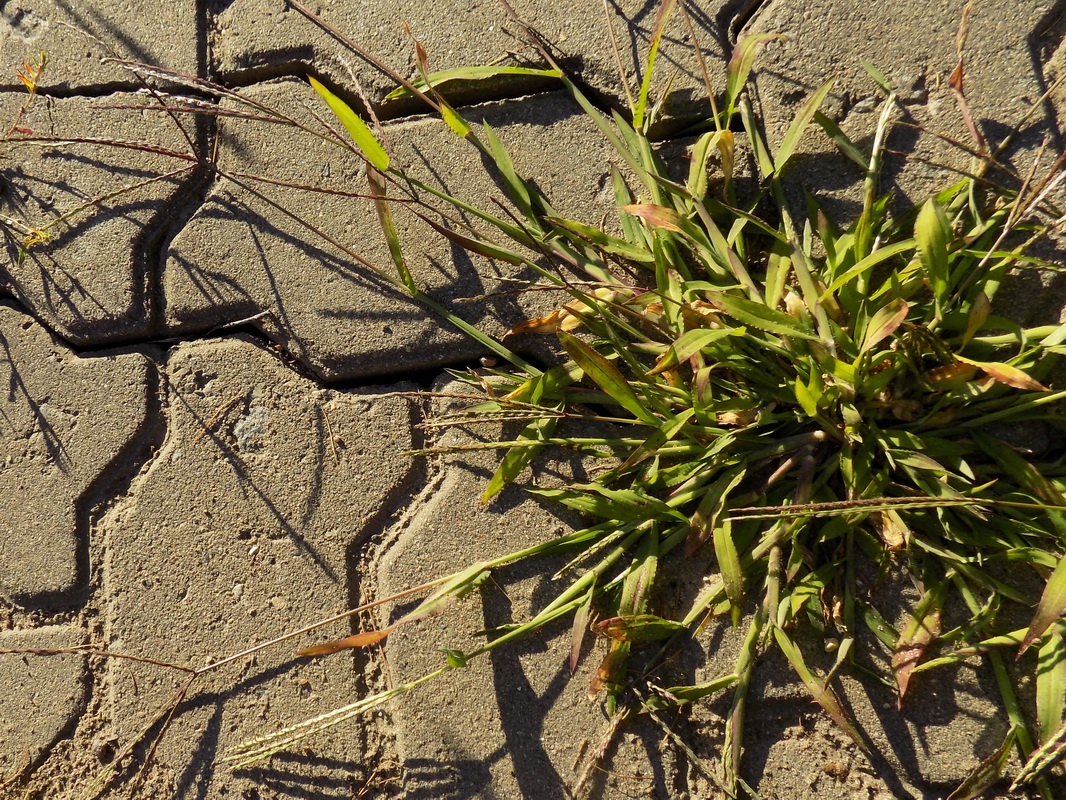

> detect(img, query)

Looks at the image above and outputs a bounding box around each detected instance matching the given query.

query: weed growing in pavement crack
[272,2,1066,795]
[4,0,1066,797]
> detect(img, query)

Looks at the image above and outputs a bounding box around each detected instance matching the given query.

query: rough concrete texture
[0,0,198,92]
[0,302,151,602]
[213,0,735,125]
[371,387,671,798]
[748,0,1060,215]
[1,91,201,342]
[0,626,88,777]
[101,335,418,797]
[164,85,615,380]
[2,0,1066,797]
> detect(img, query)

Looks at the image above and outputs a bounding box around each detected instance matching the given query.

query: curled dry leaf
[297,625,397,657]
[877,510,909,551]
[508,287,628,335]
[893,602,942,705]
[588,644,628,700]
[718,408,759,427]
[622,203,683,231]
[954,355,1048,392]
[926,361,979,389]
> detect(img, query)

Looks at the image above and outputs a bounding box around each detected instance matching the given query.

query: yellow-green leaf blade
[774,78,835,173]
[1021,553,1066,655]
[308,76,390,171]
[714,519,745,613]
[383,65,561,100]
[708,292,820,341]
[914,198,951,316]
[559,331,658,424]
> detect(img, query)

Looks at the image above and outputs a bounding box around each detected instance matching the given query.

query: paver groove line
[4,0,1066,796]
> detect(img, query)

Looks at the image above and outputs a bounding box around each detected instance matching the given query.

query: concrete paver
[1,90,201,343]
[373,385,668,798]
[164,85,616,380]
[213,0,734,125]
[747,0,1058,213]
[0,0,198,92]
[0,302,152,603]
[0,626,88,779]
[2,0,1065,797]
[103,335,418,797]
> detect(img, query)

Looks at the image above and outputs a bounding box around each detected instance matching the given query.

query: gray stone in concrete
[103,335,418,797]
[212,0,734,125]
[0,302,152,603]
[0,625,88,777]
[372,383,668,799]
[746,0,1057,215]
[0,0,198,92]
[164,84,616,380]
[1,91,200,343]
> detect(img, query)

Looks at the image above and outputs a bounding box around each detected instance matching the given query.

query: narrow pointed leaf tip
[954,355,1048,392]
[308,75,390,171]
[297,626,396,657]
[1020,553,1066,656]
[559,331,659,425]
[383,65,561,100]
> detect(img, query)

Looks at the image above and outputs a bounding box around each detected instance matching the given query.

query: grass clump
[204,2,1066,795]
[5,1,1066,796]
[230,2,1066,796]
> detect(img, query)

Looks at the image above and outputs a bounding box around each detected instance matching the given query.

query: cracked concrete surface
[2,0,1066,798]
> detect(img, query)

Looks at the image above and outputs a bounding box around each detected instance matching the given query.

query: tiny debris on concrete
[0,302,152,603]
[1,0,1065,797]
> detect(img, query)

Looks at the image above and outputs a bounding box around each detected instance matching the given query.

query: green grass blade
[725,34,784,119]
[915,198,952,318]
[739,93,775,179]
[545,216,656,264]
[383,65,561,100]
[725,608,765,791]
[813,110,867,168]
[860,298,909,354]
[415,213,527,265]
[367,167,414,292]
[570,583,595,674]
[481,120,536,220]
[946,726,1017,800]
[773,626,867,751]
[559,332,660,424]
[308,76,390,171]
[648,328,740,376]
[714,519,745,614]
[686,467,746,555]
[707,292,819,341]
[532,485,684,524]
[482,416,558,503]
[821,239,916,297]
[646,673,738,708]
[1036,623,1066,744]
[1013,720,1066,790]
[617,407,695,472]
[686,130,721,200]
[632,0,677,130]
[774,78,834,174]
[1021,553,1066,656]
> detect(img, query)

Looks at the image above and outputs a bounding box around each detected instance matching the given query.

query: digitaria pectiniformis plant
[206,2,1066,795]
